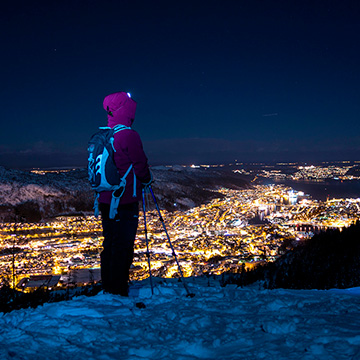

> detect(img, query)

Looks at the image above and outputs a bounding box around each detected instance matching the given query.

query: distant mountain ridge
[0,166,249,222]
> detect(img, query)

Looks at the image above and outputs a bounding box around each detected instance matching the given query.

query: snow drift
[1,277,360,360]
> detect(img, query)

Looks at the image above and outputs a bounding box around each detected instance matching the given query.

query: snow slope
[1,277,360,360]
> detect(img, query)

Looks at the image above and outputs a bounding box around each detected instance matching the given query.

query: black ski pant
[99,202,139,296]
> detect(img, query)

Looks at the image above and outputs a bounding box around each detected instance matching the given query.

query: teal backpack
[87,124,135,218]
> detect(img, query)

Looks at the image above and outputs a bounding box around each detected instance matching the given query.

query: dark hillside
[346,165,360,177]
[151,166,249,211]
[227,221,360,290]
[0,166,250,222]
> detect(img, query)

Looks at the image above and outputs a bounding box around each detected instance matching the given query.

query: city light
[1,182,359,290]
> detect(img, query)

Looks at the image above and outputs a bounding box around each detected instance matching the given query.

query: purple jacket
[99,92,151,205]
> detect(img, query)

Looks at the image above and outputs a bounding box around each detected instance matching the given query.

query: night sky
[1,0,359,168]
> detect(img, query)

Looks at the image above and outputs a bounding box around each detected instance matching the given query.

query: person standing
[98,92,151,296]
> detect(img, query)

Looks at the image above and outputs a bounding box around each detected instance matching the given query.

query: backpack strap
[94,193,100,218]
[109,164,133,219]
[99,124,131,132]
[113,124,131,133]
[133,170,136,197]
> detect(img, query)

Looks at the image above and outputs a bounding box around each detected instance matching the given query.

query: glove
[141,171,153,189]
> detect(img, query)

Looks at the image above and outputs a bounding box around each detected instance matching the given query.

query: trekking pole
[142,187,154,295]
[148,186,195,297]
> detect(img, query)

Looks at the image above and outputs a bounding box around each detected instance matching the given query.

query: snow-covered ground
[1,277,360,360]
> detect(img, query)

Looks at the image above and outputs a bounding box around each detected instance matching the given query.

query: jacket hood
[103,92,137,128]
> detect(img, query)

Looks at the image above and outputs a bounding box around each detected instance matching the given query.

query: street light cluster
[0,184,359,288]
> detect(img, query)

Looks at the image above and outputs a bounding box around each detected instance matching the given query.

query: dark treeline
[0,282,102,314]
[226,220,360,290]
